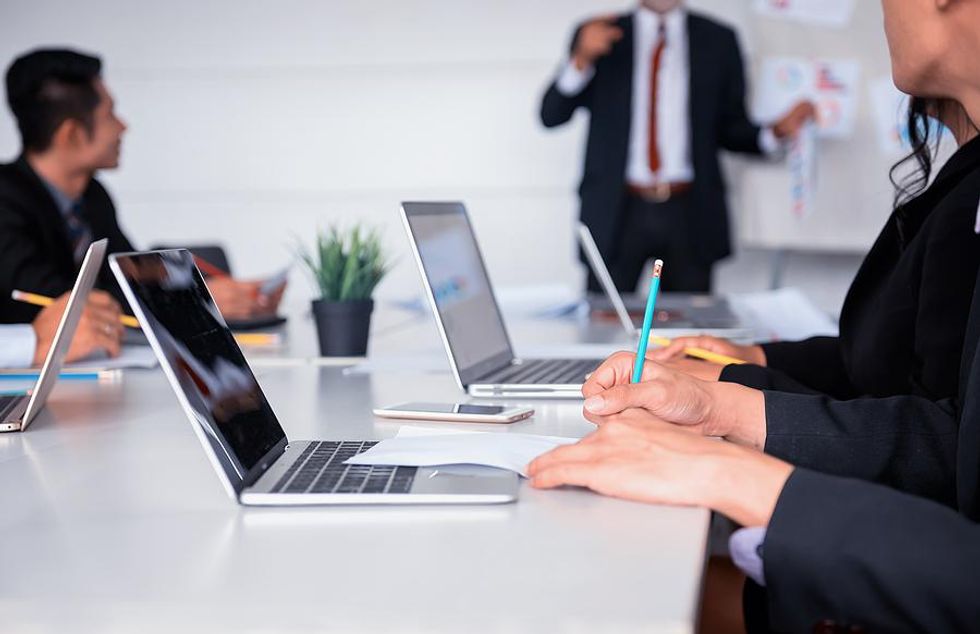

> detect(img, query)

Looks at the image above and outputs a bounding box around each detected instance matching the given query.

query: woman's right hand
[647,335,767,367]
[582,351,768,448]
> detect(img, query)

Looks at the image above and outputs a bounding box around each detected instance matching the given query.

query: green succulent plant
[298,225,389,302]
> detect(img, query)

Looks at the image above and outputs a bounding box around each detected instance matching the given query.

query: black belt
[627,182,693,203]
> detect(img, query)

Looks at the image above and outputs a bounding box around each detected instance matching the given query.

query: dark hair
[5,48,102,153]
[890,97,980,208]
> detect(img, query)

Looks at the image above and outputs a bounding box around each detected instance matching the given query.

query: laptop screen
[402,202,513,384]
[111,250,286,490]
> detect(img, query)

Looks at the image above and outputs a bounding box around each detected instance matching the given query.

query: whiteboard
[731,0,903,252]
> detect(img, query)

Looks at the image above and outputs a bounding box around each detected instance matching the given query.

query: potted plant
[298,225,389,357]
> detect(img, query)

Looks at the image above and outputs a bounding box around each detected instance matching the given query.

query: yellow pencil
[649,335,746,366]
[11,290,140,329]
[233,333,282,347]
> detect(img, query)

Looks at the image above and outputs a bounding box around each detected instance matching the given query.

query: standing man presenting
[541,0,813,292]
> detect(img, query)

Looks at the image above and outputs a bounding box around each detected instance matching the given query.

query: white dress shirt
[555,6,780,186]
[0,324,36,369]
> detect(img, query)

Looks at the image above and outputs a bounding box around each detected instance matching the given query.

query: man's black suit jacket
[746,269,980,631]
[540,12,764,266]
[0,156,134,323]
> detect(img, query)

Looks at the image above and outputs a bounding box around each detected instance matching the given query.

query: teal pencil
[631,259,664,384]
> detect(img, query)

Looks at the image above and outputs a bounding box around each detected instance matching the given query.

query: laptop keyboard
[0,395,24,421]
[269,441,417,495]
[485,358,600,385]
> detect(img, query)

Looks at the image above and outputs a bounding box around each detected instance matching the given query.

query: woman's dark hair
[4,48,102,153]
[890,97,980,209]
[890,97,941,209]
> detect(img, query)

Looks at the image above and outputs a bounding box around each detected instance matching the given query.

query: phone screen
[394,403,508,415]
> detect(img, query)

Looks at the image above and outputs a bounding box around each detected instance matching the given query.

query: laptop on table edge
[110,248,517,506]
[400,201,603,399]
[0,239,108,433]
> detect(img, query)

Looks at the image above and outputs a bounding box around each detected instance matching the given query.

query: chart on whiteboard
[754,57,861,140]
[752,0,856,28]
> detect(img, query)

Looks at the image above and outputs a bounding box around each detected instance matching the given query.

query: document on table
[729,288,837,341]
[64,345,159,370]
[345,426,579,477]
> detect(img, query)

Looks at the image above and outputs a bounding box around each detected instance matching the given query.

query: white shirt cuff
[758,127,783,158]
[555,59,595,97]
[0,324,37,369]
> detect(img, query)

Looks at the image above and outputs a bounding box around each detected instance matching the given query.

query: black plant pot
[311,299,374,357]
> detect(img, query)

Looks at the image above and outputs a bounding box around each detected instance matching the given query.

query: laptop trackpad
[412,465,518,494]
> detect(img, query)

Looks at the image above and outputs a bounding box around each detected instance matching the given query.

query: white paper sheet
[345,426,579,477]
[752,0,855,28]
[729,288,837,342]
[64,345,159,370]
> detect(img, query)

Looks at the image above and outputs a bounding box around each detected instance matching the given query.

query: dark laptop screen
[112,250,285,482]
[402,202,513,383]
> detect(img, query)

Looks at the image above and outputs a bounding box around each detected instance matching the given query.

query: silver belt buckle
[652,181,671,203]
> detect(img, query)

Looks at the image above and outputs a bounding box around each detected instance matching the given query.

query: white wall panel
[0,0,880,308]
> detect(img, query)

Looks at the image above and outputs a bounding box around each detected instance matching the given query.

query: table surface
[0,304,710,634]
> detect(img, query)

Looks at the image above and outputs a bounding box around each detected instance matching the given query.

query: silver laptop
[401,202,602,399]
[110,249,518,506]
[576,222,752,339]
[0,239,108,433]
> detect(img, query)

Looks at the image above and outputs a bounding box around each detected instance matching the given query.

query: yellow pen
[11,289,140,329]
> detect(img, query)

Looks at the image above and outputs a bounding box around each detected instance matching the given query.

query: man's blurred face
[641,0,683,14]
[74,78,127,170]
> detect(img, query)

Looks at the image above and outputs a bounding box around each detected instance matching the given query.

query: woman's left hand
[527,417,792,527]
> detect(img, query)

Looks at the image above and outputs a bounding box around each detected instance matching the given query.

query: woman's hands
[583,352,719,433]
[527,416,793,528]
[582,351,768,449]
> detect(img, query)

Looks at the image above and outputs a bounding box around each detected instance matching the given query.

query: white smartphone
[372,402,534,424]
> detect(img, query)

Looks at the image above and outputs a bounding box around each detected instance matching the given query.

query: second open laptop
[577,222,752,340]
[0,239,108,433]
[110,248,517,506]
[401,201,603,399]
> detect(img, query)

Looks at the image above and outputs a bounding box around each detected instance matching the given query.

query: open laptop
[0,239,108,433]
[110,248,518,506]
[576,222,752,339]
[401,202,603,399]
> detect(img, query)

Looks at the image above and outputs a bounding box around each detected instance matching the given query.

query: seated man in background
[0,48,283,325]
[0,290,122,368]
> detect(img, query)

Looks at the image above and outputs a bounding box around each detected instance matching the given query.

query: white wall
[0,0,880,309]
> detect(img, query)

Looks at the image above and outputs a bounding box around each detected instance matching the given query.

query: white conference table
[0,304,711,634]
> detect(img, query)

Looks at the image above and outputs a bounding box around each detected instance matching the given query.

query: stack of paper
[345,426,579,477]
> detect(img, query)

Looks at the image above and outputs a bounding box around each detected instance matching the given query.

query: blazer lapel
[614,14,635,146]
[687,14,708,152]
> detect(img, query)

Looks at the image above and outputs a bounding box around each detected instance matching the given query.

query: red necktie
[648,20,667,174]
